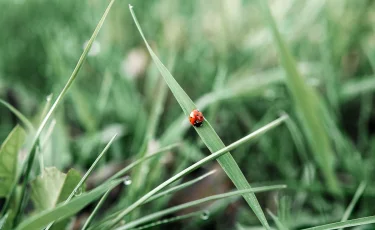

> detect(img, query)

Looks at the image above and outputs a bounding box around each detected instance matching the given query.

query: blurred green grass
[1,0,375,229]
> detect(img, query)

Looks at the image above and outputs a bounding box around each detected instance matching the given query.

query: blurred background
[1,0,375,229]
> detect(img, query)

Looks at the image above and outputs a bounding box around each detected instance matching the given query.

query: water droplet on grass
[123,176,132,185]
[74,187,83,196]
[200,210,210,220]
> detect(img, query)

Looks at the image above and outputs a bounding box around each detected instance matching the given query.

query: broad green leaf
[0,126,26,197]
[30,167,81,213]
[129,5,271,229]
[302,215,375,230]
[256,0,340,194]
[15,179,122,230]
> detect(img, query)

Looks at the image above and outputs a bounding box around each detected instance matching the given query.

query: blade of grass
[267,210,288,230]
[129,211,205,230]
[5,0,117,220]
[81,189,111,230]
[256,0,340,194]
[302,215,375,230]
[15,179,123,230]
[339,181,367,229]
[117,185,286,230]
[44,134,117,229]
[143,170,216,204]
[109,143,180,181]
[129,5,273,228]
[0,99,34,132]
[107,115,287,228]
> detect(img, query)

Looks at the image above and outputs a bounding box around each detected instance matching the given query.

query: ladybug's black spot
[194,120,203,127]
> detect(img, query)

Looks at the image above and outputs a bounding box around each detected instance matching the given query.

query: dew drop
[123,176,132,185]
[200,210,210,220]
[74,187,83,196]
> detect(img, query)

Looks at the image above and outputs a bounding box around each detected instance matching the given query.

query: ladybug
[189,109,204,127]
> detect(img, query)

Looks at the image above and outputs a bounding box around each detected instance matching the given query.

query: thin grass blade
[144,170,216,204]
[267,210,288,230]
[82,189,111,230]
[0,99,34,132]
[129,211,205,230]
[340,181,367,228]
[302,215,375,230]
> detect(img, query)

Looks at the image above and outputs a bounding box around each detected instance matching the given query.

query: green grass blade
[44,134,117,229]
[107,115,287,228]
[302,215,375,230]
[117,185,286,230]
[7,0,117,220]
[340,182,367,225]
[256,0,340,194]
[15,179,123,230]
[144,170,216,204]
[81,189,111,230]
[109,143,180,181]
[129,5,275,228]
[129,211,205,230]
[0,99,34,132]
[267,210,288,230]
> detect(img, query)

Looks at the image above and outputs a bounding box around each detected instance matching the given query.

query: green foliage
[1,0,375,229]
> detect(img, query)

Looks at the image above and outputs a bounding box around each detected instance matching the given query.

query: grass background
[1,0,375,229]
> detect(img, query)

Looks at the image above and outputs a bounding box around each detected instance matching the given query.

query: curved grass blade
[44,134,117,229]
[302,215,375,230]
[256,0,340,194]
[5,0,117,220]
[109,143,180,181]
[129,5,273,228]
[144,170,216,204]
[15,179,123,230]
[82,189,111,230]
[107,115,287,228]
[117,185,286,230]
[267,210,288,230]
[129,210,205,230]
[0,99,34,132]
[339,181,367,230]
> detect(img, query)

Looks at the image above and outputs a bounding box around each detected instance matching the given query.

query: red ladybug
[189,109,204,127]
